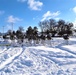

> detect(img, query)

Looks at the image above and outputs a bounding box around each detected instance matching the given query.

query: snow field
[0,37,76,75]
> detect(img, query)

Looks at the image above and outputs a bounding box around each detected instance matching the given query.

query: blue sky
[0,0,76,32]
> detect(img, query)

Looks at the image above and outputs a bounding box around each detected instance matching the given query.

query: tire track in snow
[29,47,76,66]
[0,47,8,54]
[0,48,23,70]
[28,48,58,67]
[56,45,76,58]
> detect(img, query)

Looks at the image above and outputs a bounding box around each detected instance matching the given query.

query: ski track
[56,45,76,57]
[29,47,76,66]
[28,48,61,66]
[0,47,11,55]
[0,46,75,70]
[0,47,7,54]
[0,47,23,70]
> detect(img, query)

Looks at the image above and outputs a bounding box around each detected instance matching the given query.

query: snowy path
[0,47,22,70]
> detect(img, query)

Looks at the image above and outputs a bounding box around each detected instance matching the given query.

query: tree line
[2,19,74,44]
[39,19,73,37]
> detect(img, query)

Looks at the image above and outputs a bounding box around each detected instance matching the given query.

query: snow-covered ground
[0,37,76,75]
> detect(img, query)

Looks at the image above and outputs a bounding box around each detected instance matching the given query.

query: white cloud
[0,10,5,15]
[17,0,27,2]
[7,15,22,23]
[17,0,43,10]
[28,0,43,10]
[41,11,60,21]
[73,6,76,13]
